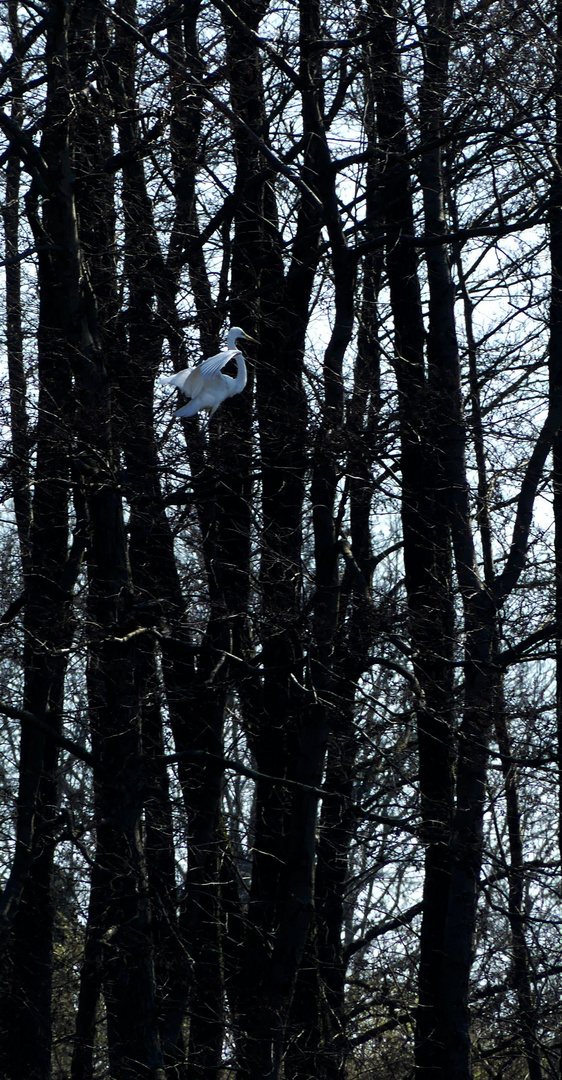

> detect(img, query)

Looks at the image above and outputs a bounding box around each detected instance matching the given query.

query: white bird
[162,327,256,418]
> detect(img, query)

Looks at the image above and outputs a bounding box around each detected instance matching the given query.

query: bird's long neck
[233,353,247,392]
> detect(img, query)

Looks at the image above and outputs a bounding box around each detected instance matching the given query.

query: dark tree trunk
[70,860,108,1080]
[0,2,80,1074]
[552,0,562,877]
[366,3,456,1074]
[2,0,31,575]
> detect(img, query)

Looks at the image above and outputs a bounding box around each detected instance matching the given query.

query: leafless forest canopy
[0,0,562,1078]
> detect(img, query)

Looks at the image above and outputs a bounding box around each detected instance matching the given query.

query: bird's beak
[245,333,258,343]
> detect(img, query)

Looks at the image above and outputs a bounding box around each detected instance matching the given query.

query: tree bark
[366,3,456,1074]
[0,3,79,1074]
[552,0,562,875]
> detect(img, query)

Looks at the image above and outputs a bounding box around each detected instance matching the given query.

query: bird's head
[226,326,258,348]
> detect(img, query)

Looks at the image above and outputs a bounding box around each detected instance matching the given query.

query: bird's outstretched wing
[196,347,239,378]
[162,348,239,395]
[160,368,190,390]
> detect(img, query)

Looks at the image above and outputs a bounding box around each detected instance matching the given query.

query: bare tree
[0,2,561,1079]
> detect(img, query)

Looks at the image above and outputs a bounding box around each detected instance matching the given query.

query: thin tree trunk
[494,686,543,1080]
[552,0,562,876]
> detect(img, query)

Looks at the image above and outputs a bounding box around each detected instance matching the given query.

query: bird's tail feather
[175,400,199,418]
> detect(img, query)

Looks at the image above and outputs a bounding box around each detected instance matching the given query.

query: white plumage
[162,326,255,418]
